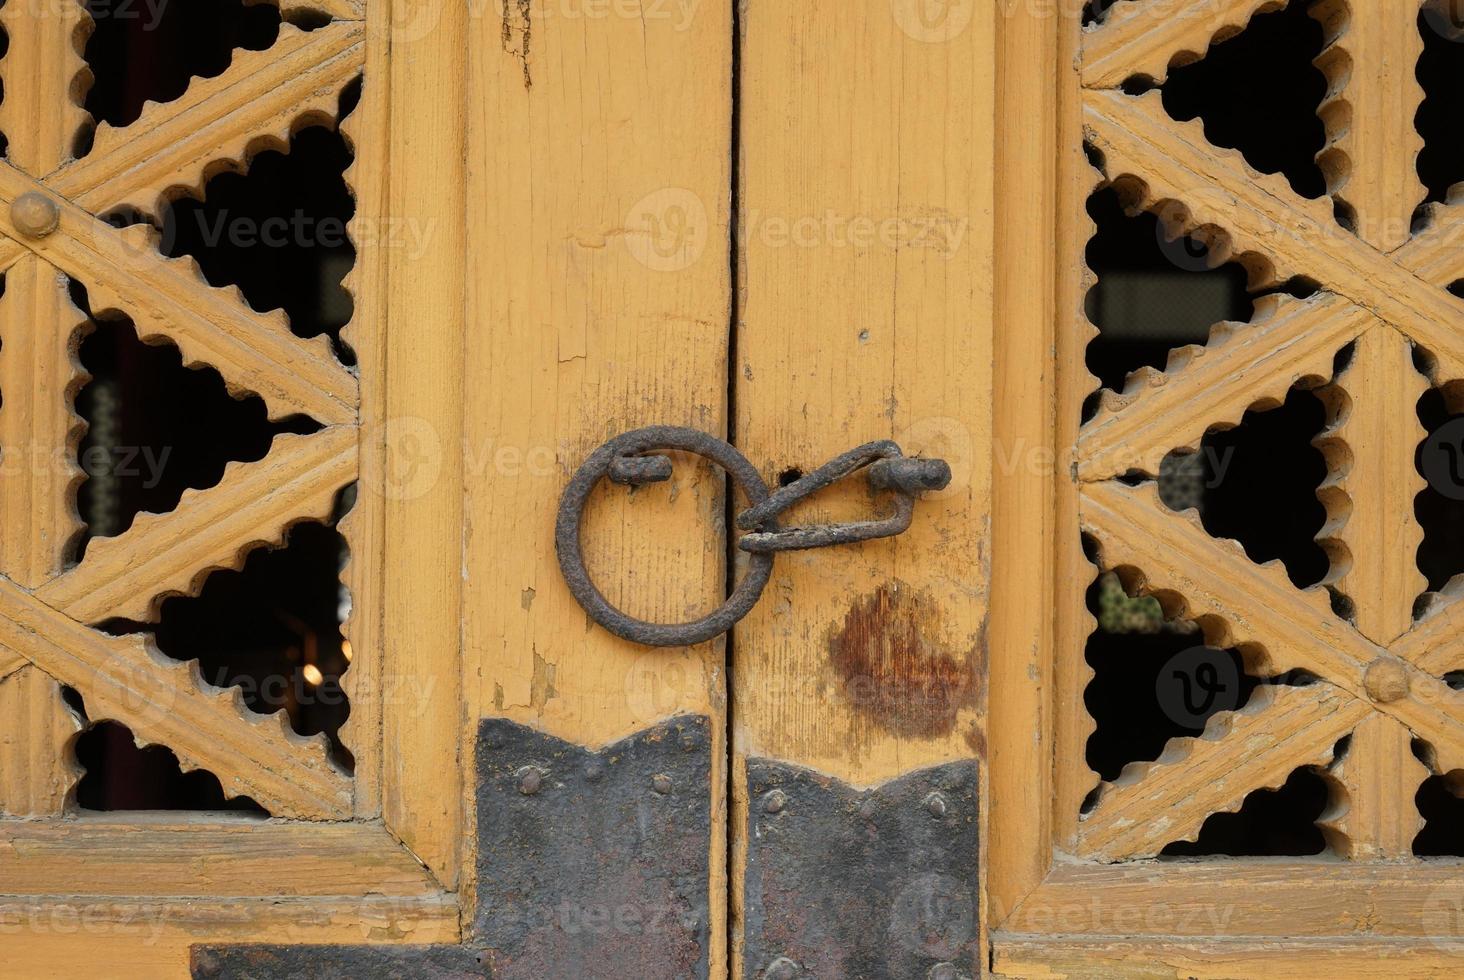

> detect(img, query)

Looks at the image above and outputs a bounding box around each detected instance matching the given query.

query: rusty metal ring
[555,425,775,647]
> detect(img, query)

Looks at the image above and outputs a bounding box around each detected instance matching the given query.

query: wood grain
[381,0,467,890]
[0,255,88,589]
[1311,0,1426,252]
[0,577,350,819]
[37,427,357,623]
[1313,324,1428,645]
[52,23,364,218]
[0,667,82,817]
[463,0,733,962]
[1081,0,1284,88]
[0,0,91,176]
[1321,712,1427,860]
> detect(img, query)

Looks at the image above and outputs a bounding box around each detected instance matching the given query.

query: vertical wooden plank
[338,0,392,819]
[381,0,467,885]
[0,255,87,589]
[1315,325,1428,645]
[1052,3,1097,858]
[0,0,90,175]
[1321,713,1428,860]
[734,0,994,971]
[1312,0,1426,252]
[989,0,1063,925]
[462,0,732,968]
[0,666,82,816]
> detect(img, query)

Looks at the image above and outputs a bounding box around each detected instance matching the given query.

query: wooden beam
[1320,712,1428,860]
[37,427,357,623]
[0,667,82,816]
[0,254,88,588]
[0,0,90,175]
[1081,0,1284,89]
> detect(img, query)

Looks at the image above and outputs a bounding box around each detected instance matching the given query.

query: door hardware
[556,426,950,647]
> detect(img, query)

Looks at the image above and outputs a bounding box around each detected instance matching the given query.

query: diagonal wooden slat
[0,665,83,817]
[1319,712,1427,860]
[1084,480,1464,775]
[1393,582,1464,673]
[0,0,91,176]
[0,162,355,423]
[1081,480,1379,682]
[1077,681,1367,860]
[1079,292,1370,480]
[1084,89,1464,379]
[0,578,351,819]
[0,255,88,589]
[50,22,364,216]
[0,238,28,275]
[1081,0,1283,89]
[1397,198,1464,286]
[1310,0,1426,252]
[0,648,25,680]
[1312,325,1428,645]
[37,427,357,624]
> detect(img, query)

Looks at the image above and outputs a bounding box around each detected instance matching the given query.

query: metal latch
[555,425,950,647]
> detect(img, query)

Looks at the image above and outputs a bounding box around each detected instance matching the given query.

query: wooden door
[4,1,1461,978]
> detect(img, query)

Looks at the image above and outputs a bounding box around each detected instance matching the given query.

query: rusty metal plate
[474,713,712,980]
[190,944,487,978]
[741,758,979,980]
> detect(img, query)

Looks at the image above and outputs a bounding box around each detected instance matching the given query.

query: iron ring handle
[554,425,775,647]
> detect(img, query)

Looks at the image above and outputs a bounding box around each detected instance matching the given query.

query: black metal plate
[474,713,712,980]
[741,758,979,980]
[190,944,488,979]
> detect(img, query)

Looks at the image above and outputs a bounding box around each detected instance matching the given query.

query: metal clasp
[556,426,949,647]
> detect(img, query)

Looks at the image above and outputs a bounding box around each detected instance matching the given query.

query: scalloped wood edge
[0,665,84,817]
[1082,0,1285,89]
[1309,0,1426,253]
[37,427,357,624]
[1077,680,1366,860]
[1318,712,1428,860]
[1079,291,1370,480]
[1310,325,1428,644]
[57,22,364,219]
[0,576,350,818]
[0,0,94,176]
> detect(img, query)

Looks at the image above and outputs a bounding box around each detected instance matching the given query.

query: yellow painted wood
[994,937,1464,979]
[1081,0,1281,88]
[1312,0,1426,252]
[0,254,87,589]
[1321,713,1428,861]
[462,2,733,965]
[0,0,90,176]
[380,0,468,889]
[1313,325,1428,645]
[0,667,82,816]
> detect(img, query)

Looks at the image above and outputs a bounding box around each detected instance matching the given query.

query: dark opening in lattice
[1150,0,1329,200]
[66,687,267,814]
[1157,384,1332,589]
[74,309,319,553]
[100,487,356,771]
[79,0,287,137]
[1160,764,1332,858]
[1083,185,1254,398]
[1414,384,1464,594]
[1082,556,1265,784]
[1415,3,1464,205]
[161,79,360,362]
[1413,770,1464,856]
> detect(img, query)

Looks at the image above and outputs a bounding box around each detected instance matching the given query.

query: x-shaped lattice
[1076,1,1464,861]
[0,3,365,819]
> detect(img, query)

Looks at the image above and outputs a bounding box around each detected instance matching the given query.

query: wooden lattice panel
[1074,2,1464,864]
[0,5,365,820]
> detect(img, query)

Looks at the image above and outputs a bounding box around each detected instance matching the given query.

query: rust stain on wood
[826,582,978,738]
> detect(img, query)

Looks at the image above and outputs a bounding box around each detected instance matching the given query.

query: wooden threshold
[992,936,1464,979]
[997,859,1464,939]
